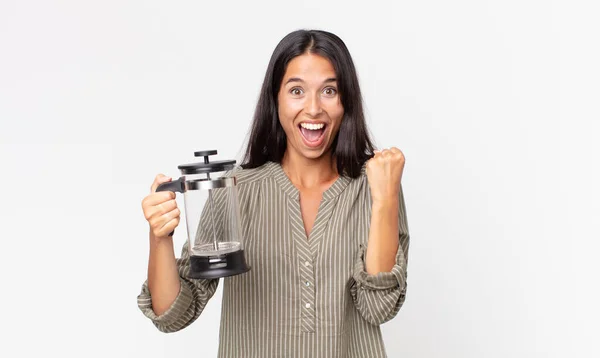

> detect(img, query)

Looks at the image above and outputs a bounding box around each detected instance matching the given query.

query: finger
[144,200,176,221]
[151,174,172,193]
[150,206,180,229]
[161,207,181,222]
[157,209,180,232]
[158,199,178,214]
[149,200,178,220]
[380,149,392,157]
[156,217,180,238]
[144,192,176,207]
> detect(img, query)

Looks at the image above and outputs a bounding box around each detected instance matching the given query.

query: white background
[1,1,598,357]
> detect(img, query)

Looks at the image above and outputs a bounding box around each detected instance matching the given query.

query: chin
[301,146,332,160]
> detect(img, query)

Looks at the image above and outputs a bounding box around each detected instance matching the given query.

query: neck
[281,150,338,190]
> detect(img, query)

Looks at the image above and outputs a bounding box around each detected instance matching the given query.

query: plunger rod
[207,173,219,251]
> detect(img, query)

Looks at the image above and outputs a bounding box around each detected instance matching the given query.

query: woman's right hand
[142,174,181,240]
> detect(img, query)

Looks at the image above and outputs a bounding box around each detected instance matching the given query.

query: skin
[364,148,405,274]
[142,176,181,316]
[141,52,406,316]
[277,53,344,237]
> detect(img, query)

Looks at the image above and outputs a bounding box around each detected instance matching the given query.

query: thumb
[151,174,172,193]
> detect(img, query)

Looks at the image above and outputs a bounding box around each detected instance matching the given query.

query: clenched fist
[366,147,405,204]
[141,174,181,240]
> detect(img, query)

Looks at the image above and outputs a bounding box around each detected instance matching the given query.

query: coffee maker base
[189,249,251,279]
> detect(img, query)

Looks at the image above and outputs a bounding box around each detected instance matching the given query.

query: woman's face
[277,53,344,161]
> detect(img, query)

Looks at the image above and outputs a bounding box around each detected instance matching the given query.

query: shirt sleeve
[350,184,410,326]
[137,240,220,333]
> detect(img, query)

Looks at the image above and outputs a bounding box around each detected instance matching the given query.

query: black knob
[194,150,218,164]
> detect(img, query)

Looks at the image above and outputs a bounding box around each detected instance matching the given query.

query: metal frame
[184,176,237,191]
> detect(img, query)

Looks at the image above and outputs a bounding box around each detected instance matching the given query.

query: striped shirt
[138,161,410,357]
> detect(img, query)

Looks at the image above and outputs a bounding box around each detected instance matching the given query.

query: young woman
[139,29,410,358]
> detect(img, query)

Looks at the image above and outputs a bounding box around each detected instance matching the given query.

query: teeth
[300,123,325,130]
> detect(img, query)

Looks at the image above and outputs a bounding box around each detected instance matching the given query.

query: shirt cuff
[137,278,194,328]
[353,243,406,290]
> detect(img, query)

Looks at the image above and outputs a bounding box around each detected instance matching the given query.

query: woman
[138,29,410,357]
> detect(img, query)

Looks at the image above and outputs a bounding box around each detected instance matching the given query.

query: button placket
[299,254,316,332]
[286,195,317,333]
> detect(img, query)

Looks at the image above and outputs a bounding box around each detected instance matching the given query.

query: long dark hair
[241,29,374,178]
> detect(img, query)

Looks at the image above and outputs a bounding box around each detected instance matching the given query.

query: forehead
[283,53,336,80]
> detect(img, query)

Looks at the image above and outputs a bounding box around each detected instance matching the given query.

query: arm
[351,185,410,326]
[147,232,181,316]
[137,239,219,333]
[351,148,410,325]
[137,175,225,333]
[365,196,400,274]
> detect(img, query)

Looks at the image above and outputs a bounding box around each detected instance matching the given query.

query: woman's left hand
[366,147,405,204]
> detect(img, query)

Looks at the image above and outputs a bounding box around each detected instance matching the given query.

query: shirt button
[305,281,310,287]
[304,261,310,267]
[305,303,311,308]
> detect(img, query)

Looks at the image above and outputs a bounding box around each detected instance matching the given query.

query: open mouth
[298,122,327,146]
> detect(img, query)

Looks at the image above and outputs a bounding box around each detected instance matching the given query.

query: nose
[305,92,323,117]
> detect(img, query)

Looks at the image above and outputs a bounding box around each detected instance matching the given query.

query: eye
[290,87,304,96]
[323,87,338,97]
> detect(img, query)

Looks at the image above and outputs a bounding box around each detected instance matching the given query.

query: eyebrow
[284,77,337,85]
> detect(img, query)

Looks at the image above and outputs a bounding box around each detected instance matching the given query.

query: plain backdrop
[1,1,598,357]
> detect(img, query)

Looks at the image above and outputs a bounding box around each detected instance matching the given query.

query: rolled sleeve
[137,240,220,333]
[353,243,407,290]
[351,242,408,326]
[137,278,195,331]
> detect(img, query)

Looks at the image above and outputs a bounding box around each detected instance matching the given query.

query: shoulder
[224,162,275,187]
[331,165,370,208]
[344,162,369,191]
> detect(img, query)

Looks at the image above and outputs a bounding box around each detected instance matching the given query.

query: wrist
[371,197,398,210]
[150,231,174,247]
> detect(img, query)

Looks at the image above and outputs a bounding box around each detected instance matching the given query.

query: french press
[156,150,250,279]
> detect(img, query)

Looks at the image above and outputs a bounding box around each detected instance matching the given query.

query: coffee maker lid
[177,150,236,175]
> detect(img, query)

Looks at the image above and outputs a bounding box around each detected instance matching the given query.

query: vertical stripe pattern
[137,161,410,357]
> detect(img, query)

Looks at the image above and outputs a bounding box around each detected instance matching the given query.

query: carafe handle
[155,177,184,237]
[156,177,185,193]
